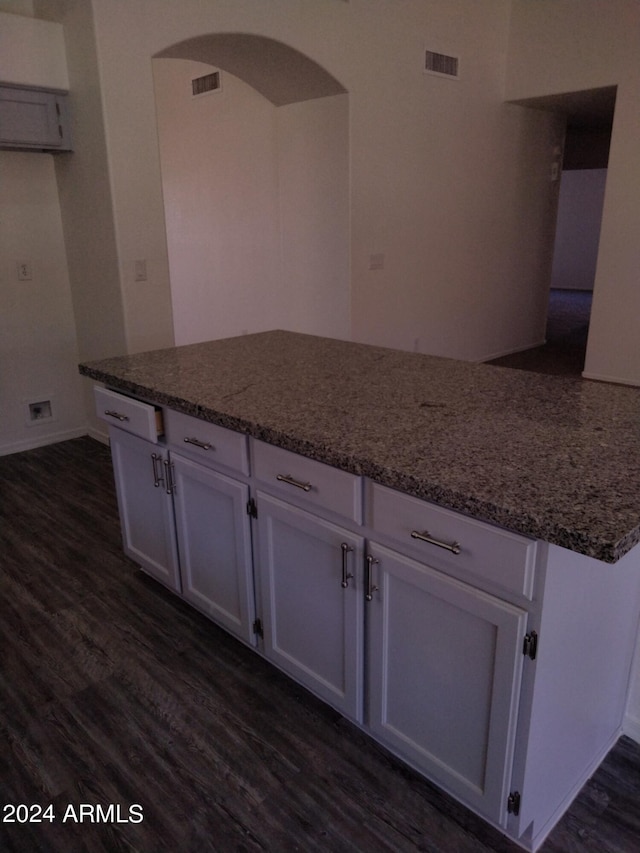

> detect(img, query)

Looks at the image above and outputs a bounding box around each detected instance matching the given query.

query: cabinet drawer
[252,440,363,524]
[164,409,249,475]
[368,482,536,599]
[94,386,162,443]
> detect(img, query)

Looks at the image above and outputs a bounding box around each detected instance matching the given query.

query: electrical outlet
[17,262,33,281]
[26,399,53,423]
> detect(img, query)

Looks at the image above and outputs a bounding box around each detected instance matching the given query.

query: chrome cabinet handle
[151,452,164,488]
[341,543,354,588]
[365,555,379,602]
[163,459,175,495]
[105,409,129,422]
[184,437,213,450]
[411,529,461,555]
[276,474,312,492]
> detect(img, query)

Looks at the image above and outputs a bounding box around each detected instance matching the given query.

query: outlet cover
[25,396,56,426]
[17,262,33,281]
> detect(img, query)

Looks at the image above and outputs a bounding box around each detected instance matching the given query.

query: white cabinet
[170,450,255,646]
[366,541,527,825]
[0,84,72,151]
[103,408,536,832]
[367,481,537,600]
[255,491,364,720]
[108,426,181,592]
[89,373,640,850]
[98,392,254,645]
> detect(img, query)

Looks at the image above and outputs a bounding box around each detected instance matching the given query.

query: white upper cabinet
[0,13,72,152]
[0,12,68,90]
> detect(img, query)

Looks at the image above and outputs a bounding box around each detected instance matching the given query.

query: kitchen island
[79,330,640,851]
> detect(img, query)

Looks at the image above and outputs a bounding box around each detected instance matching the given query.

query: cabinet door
[366,542,527,825]
[0,86,71,150]
[109,427,180,592]
[171,452,256,646]
[256,492,364,721]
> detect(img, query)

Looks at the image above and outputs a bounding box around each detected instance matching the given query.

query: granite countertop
[79,330,640,564]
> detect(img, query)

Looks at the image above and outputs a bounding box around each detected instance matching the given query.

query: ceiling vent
[192,71,222,97]
[425,50,459,79]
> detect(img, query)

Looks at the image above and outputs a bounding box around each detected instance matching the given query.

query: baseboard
[479,339,547,364]
[581,370,640,388]
[87,424,109,445]
[0,426,89,457]
[623,712,640,745]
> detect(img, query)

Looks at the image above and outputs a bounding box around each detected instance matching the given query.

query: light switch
[134,259,148,281]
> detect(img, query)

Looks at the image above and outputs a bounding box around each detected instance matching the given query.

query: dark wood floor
[1,437,639,852]
[487,289,592,377]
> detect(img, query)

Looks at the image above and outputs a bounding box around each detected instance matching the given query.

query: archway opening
[152,34,350,346]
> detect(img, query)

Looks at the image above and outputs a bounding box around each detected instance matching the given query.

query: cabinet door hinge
[247,498,257,518]
[523,630,538,660]
[507,791,521,816]
[253,618,263,638]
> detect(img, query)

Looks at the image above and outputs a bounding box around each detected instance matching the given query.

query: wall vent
[425,50,459,79]
[191,71,222,97]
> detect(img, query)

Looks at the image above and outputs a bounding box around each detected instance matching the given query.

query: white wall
[507,0,640,738]
[550,169,606,291]
[507,0,640,385]
[153,60,279,344]
[0,152,86,454]
[153,59,349,345]
[0,6,87,454]
[347,0,563,361]
[57,0,559,366]
[276,94,350,340]
[0,9,68,89]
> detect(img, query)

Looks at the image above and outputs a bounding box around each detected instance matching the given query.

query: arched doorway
[152,35,350,345]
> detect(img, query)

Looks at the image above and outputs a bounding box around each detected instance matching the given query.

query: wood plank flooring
[487,289,592,377]
[1,437,639,852]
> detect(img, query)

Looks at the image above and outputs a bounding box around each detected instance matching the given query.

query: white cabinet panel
[171,452,255,646]
[0,85,71,151]
[256,491,364,721]
[165,409,249,474]
[95,387,162,443]
[109,426,180,592]
[368,482,536,599]
[367,542,527,825]
[252,439,363,523]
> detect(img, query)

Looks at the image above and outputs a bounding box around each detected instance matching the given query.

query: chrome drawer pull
[365,555,379,602]
[163,459,176,495]
[276,474,312,492]
[341,542,354,588]
[104,409,129,422]
[184,437,213,451]
[411,530,461,555]
[151,452,164,488]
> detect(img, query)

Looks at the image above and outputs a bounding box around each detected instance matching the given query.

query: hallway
[487,290,592,377]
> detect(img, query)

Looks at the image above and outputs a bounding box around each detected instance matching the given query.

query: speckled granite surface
[79,330,640,563]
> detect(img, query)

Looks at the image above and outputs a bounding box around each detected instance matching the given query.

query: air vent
[191,71,221,97]
[425,50,459,79]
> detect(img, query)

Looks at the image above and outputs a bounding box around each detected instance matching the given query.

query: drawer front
[368,482,536,599]
[164,408,249,475]
[94,386,161,443]
[252,440,363,524]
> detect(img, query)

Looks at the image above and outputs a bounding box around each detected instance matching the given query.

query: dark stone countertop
[79,330,640,563]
